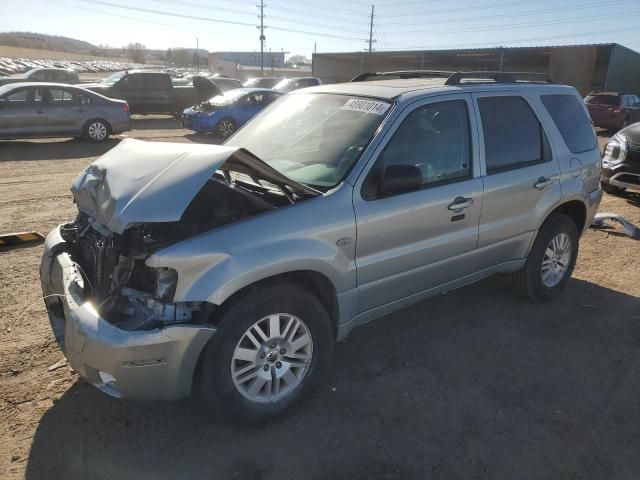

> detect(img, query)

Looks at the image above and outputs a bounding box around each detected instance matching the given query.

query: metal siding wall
[549,46,597,95]
[605,45,640,95]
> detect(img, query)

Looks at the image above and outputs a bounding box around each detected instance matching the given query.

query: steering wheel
[336,144,364,170]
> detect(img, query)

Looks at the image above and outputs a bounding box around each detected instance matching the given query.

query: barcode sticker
[340,98,390,115]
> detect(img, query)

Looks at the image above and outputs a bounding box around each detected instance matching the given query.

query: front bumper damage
[40,226,216,401]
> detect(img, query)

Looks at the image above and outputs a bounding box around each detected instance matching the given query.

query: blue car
[182,88,282,138]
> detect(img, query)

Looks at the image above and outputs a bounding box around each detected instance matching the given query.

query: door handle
[533,177,553,190]
[447,196,473,211]
[78,108,84,113]
[36,109,44,114]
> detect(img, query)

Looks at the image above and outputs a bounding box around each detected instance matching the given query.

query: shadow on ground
[131,116,182,130]
[25,278,640,480]
[0,138,120,161]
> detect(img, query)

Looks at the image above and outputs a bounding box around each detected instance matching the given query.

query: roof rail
[350,70,454,82]
[444,71,552,85]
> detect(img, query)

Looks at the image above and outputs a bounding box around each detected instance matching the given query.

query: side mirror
[0,98,6,108]
[379,165,423,197]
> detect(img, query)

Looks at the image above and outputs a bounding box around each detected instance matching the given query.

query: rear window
[541,94,597,154]
[585,95,619,106]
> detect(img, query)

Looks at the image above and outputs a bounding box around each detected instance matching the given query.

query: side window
[379,100,472,189]
[120,74,144,88]
[478,96,547,173]
[29,70,46,81]
[263,93,280,105]
[541,94,597,154]
[142,74,170,89]
[76,93,92,105]
[49,88,74,103]
[5,88,31,103]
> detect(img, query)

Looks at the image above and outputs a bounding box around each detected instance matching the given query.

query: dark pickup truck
[85,70,220,115]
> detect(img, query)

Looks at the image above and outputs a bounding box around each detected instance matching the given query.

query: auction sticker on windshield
[341,98,390,115]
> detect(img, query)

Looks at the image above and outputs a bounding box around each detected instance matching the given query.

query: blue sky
[0,0,639,57]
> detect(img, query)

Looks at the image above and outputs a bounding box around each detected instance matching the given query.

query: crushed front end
[40,216,216,400]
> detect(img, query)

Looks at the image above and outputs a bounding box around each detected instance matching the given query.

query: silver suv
[41,72,602,423]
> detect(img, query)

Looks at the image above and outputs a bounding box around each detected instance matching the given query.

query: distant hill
[0,32,97,54]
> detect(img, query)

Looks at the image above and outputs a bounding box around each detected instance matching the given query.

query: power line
[72,0,367,41]
[380,0,638,26]
[384,10,640,36]
[151,0,368,33]
[376,25,640,50]
[381,0,559,18]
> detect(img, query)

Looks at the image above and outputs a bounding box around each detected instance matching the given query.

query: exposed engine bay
[63,172,300,331]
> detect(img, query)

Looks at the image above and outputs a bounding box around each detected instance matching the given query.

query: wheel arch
[548,199,587,233]
[208,270,340,340]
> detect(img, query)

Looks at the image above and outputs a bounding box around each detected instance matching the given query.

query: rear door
[353,94,484,314]
[45,87,85,134]
[0,86,48,137]
[472,92,562,269]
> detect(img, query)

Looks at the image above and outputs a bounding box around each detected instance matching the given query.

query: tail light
[122,103,130,113]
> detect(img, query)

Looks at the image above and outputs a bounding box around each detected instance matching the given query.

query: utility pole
[258,0,266,75]
[368,4,375,53]
[196,38,199,71]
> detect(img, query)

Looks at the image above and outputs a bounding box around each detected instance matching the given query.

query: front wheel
[198,283,333,424]
[217,118,237,138]
[510,213,579,302]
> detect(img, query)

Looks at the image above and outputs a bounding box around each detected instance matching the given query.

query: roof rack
[444,71,552,85]
[350,70,454,82]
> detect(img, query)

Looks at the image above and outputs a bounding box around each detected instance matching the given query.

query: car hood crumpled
[70,138,316,235]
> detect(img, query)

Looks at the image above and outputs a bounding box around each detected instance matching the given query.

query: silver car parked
[0,82,131,142]
[41,72,602,423]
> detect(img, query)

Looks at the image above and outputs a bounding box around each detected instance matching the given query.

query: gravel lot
[1,119,639,480]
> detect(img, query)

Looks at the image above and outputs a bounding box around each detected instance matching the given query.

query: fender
[146,186,358,308]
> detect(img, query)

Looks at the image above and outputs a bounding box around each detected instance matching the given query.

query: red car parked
[585,92,640,131]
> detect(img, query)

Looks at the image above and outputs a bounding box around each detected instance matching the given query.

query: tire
[601,180,626,196]
[510,213,579,302]
[217,118,237,138]
[83,119,110,142]
[198,282,333,424]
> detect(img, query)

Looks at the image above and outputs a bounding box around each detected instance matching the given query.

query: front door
[353,94,483,314]
[0,86,47,137]
[472,92,562,269]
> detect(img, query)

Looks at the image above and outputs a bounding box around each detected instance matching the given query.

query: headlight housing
[602,133,628,167]
[155,267,178,301]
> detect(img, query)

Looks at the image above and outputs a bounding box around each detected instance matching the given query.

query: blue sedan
[182,88,282,138]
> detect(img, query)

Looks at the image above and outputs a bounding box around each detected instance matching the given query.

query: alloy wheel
[231,313,313,403]
[219,120,235,138]
[541,232,572,288]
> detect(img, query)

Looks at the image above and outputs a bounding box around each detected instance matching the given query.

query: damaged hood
[71,138,317,234]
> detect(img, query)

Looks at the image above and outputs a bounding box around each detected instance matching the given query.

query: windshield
[100,71,127,86]
[227,93,392,190]
[273,79,292,91]
[207,89,247,106]
[585,95,619,106]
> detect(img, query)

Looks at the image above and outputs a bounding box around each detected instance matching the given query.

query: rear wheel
[198,283,333,424]
[217,118,237,138]
[84,119,110,142]
[510,213,579,302]
[601,181,626,195]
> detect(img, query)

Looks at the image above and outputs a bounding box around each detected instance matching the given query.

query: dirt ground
[0,121,639,480]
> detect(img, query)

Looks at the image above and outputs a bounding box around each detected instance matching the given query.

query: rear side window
[478,96,546,173]
[584,95,619,106]
[143,74,170,89]
[541,94,597,154]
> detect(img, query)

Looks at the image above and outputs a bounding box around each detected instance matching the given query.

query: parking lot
[1,119,639,480]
